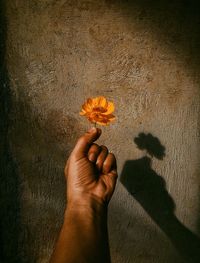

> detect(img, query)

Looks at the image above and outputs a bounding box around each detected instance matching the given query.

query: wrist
[65,195,108,221]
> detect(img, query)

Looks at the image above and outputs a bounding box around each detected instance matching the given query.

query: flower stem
[94,122,97,128]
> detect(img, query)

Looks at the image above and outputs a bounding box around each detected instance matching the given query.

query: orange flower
[80,96,115,126]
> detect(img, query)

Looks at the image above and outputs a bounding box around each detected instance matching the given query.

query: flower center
[93,106,107,113]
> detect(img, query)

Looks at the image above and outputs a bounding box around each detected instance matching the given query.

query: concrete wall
[1,0,200,262]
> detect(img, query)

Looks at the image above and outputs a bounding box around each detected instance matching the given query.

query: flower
[80,96,115,126]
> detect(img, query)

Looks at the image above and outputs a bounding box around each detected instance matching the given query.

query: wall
[1,0,200,262]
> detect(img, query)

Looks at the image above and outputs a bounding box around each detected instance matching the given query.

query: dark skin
[49,127,118,263]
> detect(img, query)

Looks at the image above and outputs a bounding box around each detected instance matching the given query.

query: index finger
[72,127,102,159]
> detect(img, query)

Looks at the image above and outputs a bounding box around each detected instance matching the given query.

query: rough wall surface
[1,0,200,262]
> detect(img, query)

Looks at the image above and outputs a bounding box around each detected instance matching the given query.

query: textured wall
[1,0,200,262]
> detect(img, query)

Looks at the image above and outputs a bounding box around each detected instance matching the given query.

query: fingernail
[89,127,97,133]
[97,128,101,135]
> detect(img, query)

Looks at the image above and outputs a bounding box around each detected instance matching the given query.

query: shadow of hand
[121,133,200,263]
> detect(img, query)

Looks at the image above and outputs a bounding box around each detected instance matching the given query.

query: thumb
[72,127,102,159]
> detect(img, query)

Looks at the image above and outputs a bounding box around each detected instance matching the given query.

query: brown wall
[1,0,200,262]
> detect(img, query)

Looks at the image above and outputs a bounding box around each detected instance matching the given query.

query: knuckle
[96,157,102,166]
[94,144,101,151]
[89,144,100,153]
[108,152,115,161]
[89,150,97,156]
[101,145,108,152]
[90,143,98,148]
[109,152,115,158]
[103,162,110,169]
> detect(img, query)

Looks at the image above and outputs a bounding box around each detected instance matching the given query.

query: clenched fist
[65,127,118,208]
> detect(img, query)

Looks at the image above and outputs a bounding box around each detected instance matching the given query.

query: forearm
[49,201,111,263]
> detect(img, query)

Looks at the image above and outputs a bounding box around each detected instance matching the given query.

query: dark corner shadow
[111,0,200,76]
[0,1,22,262]
[120,132,200,263]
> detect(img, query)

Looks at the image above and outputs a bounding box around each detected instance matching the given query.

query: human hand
[64,127,118,209]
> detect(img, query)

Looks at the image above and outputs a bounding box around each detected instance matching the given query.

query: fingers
[103,153,118,190]
[102,153,117,174]
[72,127,101,159]
[88,143,101,162]
[95,146,118,192]
[107,168,118,192]
[96,146,108,171]
[95,146,117,175]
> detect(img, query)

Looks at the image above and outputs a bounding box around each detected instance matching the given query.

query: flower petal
[80,110,86,116]
[86,98,93,109]
[80,96,115,126]
[103,113,115,120]
[89,113,114,126]
[104,101,115,115]
[92,97,100,107]
[98,96,108,107]
[96,118,112,125]
[96,121,108,126]
[82,103,91,112]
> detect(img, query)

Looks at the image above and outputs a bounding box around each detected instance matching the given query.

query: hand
[64,127,118,208]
